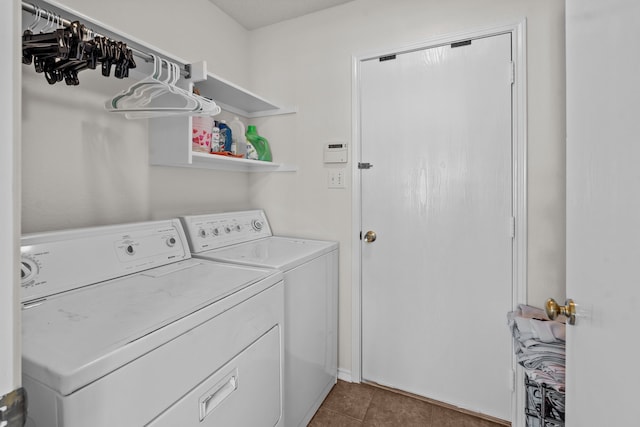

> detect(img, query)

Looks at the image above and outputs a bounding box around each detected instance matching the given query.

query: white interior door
[360,33,514,420]
[565,0,640,425]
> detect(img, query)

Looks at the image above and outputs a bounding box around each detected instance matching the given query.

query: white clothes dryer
[180,210,338,427]
[20,219,284,427]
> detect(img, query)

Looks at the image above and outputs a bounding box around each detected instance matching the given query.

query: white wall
[21,0,254,233]
[247,0,566,376]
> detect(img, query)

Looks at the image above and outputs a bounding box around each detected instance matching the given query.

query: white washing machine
[20,219,284,427]
[180,210,338,427]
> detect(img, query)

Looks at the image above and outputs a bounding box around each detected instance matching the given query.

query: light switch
[328,170,346,189]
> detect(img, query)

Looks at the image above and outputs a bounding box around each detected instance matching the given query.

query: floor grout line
[324,407,363,423]
[310,380,510,427]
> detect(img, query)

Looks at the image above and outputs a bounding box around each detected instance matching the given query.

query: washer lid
[21,259,282,396]
[196,236,338,271]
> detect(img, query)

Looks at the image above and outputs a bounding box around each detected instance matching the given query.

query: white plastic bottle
[211,124,221,153]
[229,116,248,157]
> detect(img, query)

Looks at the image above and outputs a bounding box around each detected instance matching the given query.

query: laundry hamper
[525,375,565,427]
[508,305,566,427]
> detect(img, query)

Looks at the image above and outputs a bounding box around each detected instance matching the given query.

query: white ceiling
[208,0,355,30]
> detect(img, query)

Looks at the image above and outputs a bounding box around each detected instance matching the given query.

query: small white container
[211,125,221,152]
[229,116,248,157]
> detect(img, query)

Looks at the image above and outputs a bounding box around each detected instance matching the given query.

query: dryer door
[148,325,282,427]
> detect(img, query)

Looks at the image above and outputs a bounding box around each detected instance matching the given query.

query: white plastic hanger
[106,55,220,119]
[122,61,220,119]
[26,5,42,33]
[107,56,196,113]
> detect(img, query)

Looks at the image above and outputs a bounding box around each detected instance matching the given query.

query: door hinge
[509,61,515,84]
[510,217,516,238]
[358,162,373,169]
[0,388,26,427]
[451,40,472,48]
[359,231,362,240]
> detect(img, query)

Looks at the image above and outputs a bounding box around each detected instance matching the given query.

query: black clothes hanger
[22,19,136,86]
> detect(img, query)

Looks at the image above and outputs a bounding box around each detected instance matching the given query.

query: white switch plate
[328,170,346,189]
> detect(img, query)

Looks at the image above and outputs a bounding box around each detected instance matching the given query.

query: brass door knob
[363,231,377,243]
[545,298,576,325]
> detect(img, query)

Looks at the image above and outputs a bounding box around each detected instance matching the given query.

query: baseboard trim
[337,368,352,383]
[363,380,511,426]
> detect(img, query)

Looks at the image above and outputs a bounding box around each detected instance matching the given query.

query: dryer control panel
[180,210,273,253]
[20,220,190,304]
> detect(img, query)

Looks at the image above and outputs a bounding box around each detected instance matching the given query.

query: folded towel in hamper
[508,304,566,392]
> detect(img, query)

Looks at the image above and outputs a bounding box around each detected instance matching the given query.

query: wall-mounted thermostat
[324,142,348,163]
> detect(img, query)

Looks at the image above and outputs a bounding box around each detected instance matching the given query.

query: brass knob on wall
[545,298,576,325]
[363,231,377,243]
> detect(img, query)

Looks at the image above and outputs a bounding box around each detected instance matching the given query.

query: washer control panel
[180,210,272,253]
[20,219,189,304]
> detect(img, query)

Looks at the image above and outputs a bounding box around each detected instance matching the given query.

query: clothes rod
[21,1,191,78]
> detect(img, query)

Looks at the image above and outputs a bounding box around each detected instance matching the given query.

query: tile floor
[309,380,510,427]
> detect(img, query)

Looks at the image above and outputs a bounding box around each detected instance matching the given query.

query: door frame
[351,21,527,426]
[1,0,22,401]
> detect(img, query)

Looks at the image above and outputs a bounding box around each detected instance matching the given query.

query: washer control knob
[21,262,32,280]
[212,228,220,236]
[199,229,207,238]
[235,225,242,232]
[224,226,231,234]
[252,219,263,231]
[21,259,37,283]
[166,236,177,247]
[125,244,135,255]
